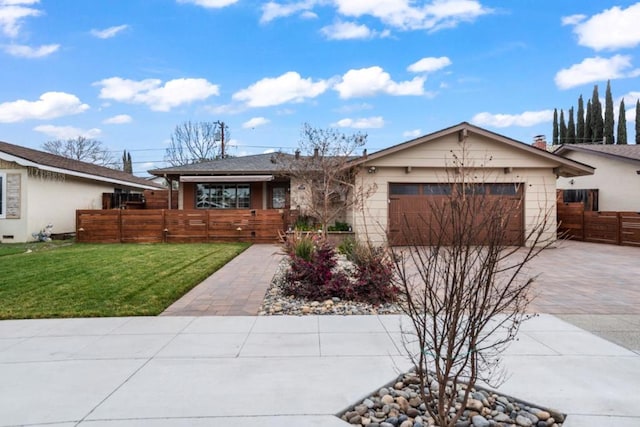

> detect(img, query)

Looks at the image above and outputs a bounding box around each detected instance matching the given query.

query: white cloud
[33,124,102,139]
[0,1,41,38]
[94,77,220,111]
[407,56,451,73]
[232,71,328,107]
[260,0,317,23]
[332,116,385,129]
[334,102,373,113]
[403,129,421,138]
[568,3,640,51]
[621,91,640,107]
[90,24,129,39]
[177,0,239,8]
[242,116,270,128]
[3,43,58,57]
[561,14,585,26]
[321,20,389,40]
[334,0,491,32]
[262,0,490,31]
[554,55,640,89]
[103,114,132,124]
[334,66,425,98]
[0,91,89,123]
[471,110,554,128]
[263,148,276,154]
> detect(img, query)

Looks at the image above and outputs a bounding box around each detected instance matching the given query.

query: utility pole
[220,121,225,158]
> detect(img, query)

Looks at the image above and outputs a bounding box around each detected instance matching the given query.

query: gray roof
[148,153,294,176]
[0,140,162,189]
[555,143,640,165]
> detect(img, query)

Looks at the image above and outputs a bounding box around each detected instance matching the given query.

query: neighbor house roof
[554,143,640,166]
[0,141,161,190]
[149,153,295,176]
[349,122,595,177]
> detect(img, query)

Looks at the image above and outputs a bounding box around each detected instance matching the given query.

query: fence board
[76,209,285,243]
[557,208,640,247]
[620,212,640,247]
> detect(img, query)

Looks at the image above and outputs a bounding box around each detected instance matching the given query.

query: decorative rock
[471,415,490,427]
[363,398,375,409]
[400,421,412,427]
[466,399,484,412]
[515,414,533,427]
[381,395,395,405]
[348,414,361,424]
[534,410,550,421]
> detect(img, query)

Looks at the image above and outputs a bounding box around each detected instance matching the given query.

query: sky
[1,0,640,176]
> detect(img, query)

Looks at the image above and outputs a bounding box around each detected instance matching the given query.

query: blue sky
[1,0,640,175]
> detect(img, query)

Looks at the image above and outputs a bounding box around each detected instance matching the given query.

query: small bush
[283,243,351,301]
[328,221,351,232]
[282,237,398,305]
[337,236,356,257]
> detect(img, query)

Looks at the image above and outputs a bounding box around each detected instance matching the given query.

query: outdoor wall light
[368,166,377,174]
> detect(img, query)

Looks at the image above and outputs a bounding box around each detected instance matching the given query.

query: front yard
[0,242,249,319]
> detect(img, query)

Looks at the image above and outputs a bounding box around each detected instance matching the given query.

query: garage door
[388,183,524,246]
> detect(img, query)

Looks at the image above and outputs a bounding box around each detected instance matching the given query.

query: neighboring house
[0,141,162,242]
[149,123,594,246]
[554,144,640,211]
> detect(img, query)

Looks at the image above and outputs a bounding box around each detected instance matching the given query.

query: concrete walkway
[162,244,284,316]
[0,314,638,426]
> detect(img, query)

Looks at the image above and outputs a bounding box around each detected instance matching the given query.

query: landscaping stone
[339,372,565,427]
[259,259,403,315]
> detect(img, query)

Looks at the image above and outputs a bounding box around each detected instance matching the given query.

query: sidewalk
[161,244,284,316]
[0,314,638,426]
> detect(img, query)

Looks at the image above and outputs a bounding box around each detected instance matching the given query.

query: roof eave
[1,152,159,190]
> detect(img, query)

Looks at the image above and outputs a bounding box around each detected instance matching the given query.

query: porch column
[262,181,268,209]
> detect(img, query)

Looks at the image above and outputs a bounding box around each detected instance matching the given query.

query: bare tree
[391,146,555,427]
[164,120,229,166]
[43,136,115,167]
[280,123,373,235]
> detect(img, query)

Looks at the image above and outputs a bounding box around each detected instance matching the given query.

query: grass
[0,242,250,319]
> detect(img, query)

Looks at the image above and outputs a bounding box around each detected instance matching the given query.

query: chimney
[295,149,300,160]
[532,135,547,150]
[313,147,319,158]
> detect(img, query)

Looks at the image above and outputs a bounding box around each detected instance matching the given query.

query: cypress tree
[617,99,627,145]
[552,108,559,145]
[577,95,585,142]
[559,109,567,144]
[636,100,640,144]
[567,107,576,144]
[591,85,604,142]
[122,150,133,173]
[604,80,614,144]
[585,100,593,143]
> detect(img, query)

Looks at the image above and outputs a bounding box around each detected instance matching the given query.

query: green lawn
[0,242,250,319]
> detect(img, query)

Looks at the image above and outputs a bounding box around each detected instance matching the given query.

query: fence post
[618,212,622,245]
[118,210,123,243]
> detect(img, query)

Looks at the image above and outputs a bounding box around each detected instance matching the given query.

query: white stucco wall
[556,150,640,211]
[0,163,123,242]
[352,133,559,246]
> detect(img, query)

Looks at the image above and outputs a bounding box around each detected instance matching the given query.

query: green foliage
[552,109,558,145]
[0,243,249,319]
[566,107,576,144]
[636,100,640,145]
[591,84,604,142]
[577,95,585,141]
[618,100,628,145]
[284,230,317,261]
[605,80,615,144]
[293,214,318,231]
[328,221,351,232]
[337,236,356,257]
[585,99,593,142]
[559,109,567,143]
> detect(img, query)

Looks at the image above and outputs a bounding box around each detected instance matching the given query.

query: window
[272,187,286,209]
[489,183,519,196]
[196,183,251,209]
[422,184,452,195]
[0,173,4,218]
[389,183,420,195]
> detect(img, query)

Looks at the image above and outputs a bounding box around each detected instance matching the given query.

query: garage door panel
[388,183,524,246]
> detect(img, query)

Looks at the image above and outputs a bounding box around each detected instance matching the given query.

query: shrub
[283,243,351,301]
[328,221,351,232]
[282,237,398,305]
[336,236,356,257]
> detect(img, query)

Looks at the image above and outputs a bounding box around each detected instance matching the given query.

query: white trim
[0,172,5,219]
[0,152,158,190]
[180,175,274,183]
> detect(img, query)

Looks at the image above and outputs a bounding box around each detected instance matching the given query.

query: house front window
[196,183,251,209]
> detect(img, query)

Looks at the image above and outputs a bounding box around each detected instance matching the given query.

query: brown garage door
[388,183,524,246]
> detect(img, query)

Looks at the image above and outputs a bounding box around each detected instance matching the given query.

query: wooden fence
[557,202,640,246]
[76,209,287,244]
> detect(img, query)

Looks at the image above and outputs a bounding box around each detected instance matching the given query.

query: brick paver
[527,240,640,314]
[161,244,284,316]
